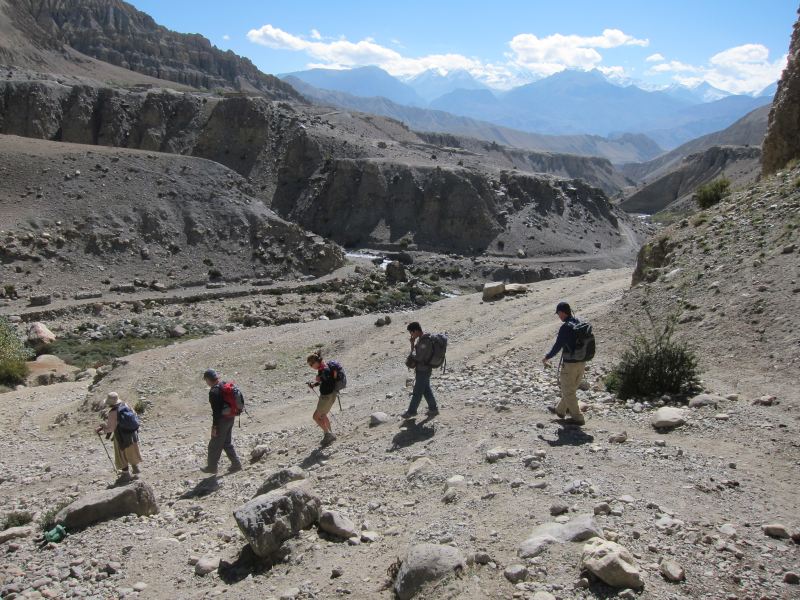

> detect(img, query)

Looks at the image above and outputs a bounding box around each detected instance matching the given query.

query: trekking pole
[337,392,343,412]
[96,431,116,473]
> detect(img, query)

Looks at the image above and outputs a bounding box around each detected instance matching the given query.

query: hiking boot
[227,462,243,474]
[400,410,417,419]
[564,417,586,426]
[200,465,218,475]
[426,408,440,417]
[131,464,141,475]
[321,432,336,447]
[116,470,132,483]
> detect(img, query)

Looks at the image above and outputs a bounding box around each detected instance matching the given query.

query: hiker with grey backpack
[95,392,143,483]
[401,322,447,419]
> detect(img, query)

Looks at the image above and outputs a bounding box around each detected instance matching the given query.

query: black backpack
[116,404,140,432]
[425,333,449,372]
[566,319,596,361]
[326,360,347,392]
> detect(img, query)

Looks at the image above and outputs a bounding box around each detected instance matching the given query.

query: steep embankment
[0,0,300,99]
[620,145,762,215]
[0,73,642,260]
[763,9,800,174]
[621,105,770,184]
[0,135,343,298]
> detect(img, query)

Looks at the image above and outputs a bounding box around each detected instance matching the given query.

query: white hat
[105,392,122,407]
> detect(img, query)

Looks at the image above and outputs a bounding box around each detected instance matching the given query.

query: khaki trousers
[556,361,585,423]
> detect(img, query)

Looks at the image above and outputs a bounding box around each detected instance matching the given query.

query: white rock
[651,407,687,429]
[581,538,644,589]
[482,281,505,302]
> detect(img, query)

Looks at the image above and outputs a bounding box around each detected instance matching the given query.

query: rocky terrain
[1,268,798,600]
[0,0,300,99]
[763,8,800,174]
[619,145,762,215]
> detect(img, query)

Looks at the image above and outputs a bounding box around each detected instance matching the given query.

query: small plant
[133,399,147,414]
[606,310,701,400]
[694,178,731,209]
[0,317,31,386]
[2,510,33,530]
[39,499,72,531]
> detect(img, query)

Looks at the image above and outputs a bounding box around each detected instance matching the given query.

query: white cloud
[647,44,786,94]
[597,65,627,81]
[645,53,664,62]
[246,24,647,88]
[222,34,230,41]
[508,29,648,75]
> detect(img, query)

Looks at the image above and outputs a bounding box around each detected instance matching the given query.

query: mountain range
[283,66,773,150]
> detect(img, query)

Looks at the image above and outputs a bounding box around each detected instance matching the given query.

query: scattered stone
[55,481,158,529]
[608,431,627,443]
[406,457,434,480]
[504,283,528,295]
[394,543,466,600]
[660,559,685,582]
[504,564,528,583]
[0,525,34,544]
[369,412,390,427]
[319,510,359,539]
[250,445,271,463]
[194,556,220,576]
[169,325,186,338]
[651,407,687,429]
[27,322,56,349]
[264,361,278,370]
[581,538,644,589]
[753,395,778,406]
[485,447,509,463]
[482,281,505,302]
[784,572,799,584]
[234,482,321,557]
[29,294,52,307]
[519,514,604,558]
[594,502,611,516]
[254,466,306,496]
[688,393,723,408]
[550,502,569,516]
[762,523,790,539]
[532,593,556,600]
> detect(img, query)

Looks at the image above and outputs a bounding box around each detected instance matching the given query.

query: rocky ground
[1,268,797,600]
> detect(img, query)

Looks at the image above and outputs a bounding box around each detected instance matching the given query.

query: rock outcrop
[0,0,301,100]
[55,481,158,529]
[393,543,466,600]
[763,9,800,174]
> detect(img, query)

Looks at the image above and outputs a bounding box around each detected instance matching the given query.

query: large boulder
[318,510,358,539]
[234,482,321,558]
[482,281,505,301]
[55,481,158,529]
[394,543,466,600]
[651,407,687,429]
[254,466,306,497]
[27,322,56,350]
[519,514,604,558]
[581,538,644,589]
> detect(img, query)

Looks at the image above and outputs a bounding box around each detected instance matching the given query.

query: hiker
[401,321,440,419]
[542,301,586,426]
[306,350,338,447]
[200,369,242,474]
[95,392,142,482]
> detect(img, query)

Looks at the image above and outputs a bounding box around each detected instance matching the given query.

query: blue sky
[129,0,797,93]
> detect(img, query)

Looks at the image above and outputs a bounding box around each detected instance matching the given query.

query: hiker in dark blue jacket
[200,369,242,475]
[542,302,586,425]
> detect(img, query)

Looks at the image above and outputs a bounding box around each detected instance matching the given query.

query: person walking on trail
[401,321,440,419]
[543,302,586,426]
[95,392,142,483]
[200,369,242,475]
[306,351,338,447]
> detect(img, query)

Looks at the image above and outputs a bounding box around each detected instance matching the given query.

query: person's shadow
[179,475,221,499]
[299,447,333,469]
[538,423,594,447]
[218,544,281,584]
[389,417,436,451]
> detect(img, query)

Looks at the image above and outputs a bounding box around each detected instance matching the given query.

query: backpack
[116,404,140,432]
[326,360,347,392]
[425,333,449,372]
[565,319,596,362]
[220,381,245,417]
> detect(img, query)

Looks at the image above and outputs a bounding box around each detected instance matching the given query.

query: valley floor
[1,268,798,599]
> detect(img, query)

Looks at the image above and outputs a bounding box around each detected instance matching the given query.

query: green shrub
[0,318,31,386]
[694,178,731,209]
[40,499,72,531]
[606,312,701,400]
[2,510,33,530]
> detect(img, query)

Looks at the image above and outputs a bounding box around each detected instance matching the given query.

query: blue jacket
[545,317,581,363]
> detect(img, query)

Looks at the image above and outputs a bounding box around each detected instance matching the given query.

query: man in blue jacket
[542,302,586,426]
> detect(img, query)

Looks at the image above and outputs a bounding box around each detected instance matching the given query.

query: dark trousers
[207,417,240,469]
[408,369,437,414]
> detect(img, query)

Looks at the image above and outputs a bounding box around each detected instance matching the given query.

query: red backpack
[220,381,245,417]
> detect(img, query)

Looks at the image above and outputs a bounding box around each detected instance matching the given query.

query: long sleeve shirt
[545,317,578,361]
[99,406,118,434]
[209,383,225,426]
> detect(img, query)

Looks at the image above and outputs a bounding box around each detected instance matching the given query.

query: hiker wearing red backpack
[200,369,243,475]
[306,350,342,447]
